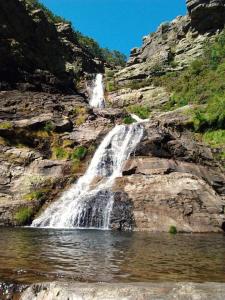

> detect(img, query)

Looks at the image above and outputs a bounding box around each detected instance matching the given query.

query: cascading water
[89,74,105,108]
[31,123,143,229]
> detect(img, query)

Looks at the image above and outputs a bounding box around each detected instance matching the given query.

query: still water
[0,228,225,284]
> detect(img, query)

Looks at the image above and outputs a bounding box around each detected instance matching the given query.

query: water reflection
[0,228,225,284]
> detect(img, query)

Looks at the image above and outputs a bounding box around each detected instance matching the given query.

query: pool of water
[0,228,225,284]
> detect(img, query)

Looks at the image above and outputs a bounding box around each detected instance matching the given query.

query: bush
[123,116,135,125]
[127,105,150,119]
[0,121,13,129]
[71,146,87,161]
[169,226,177,234]
[53,147,68,160]
[154,29,225,135]
[15,207,33,225]
[43,121,55,133]
[26,0,69,23]
[202,130,225,148]
[24,190,47,201]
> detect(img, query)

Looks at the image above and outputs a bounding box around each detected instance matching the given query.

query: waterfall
[31,123,143,229]
[89,74,105,108]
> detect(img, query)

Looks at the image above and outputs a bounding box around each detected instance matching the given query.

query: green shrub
[43,121,55,133]
[26,0,69,23]
[153,29,225,135]
[15,207,33,225]
[70,146,87,161]
[169,226,177,234]
[123,116,135,125]
[0,121,13,129]
[127,105,150,119]
[202,130,225,148]
[53,147,68,160]
[24,190,48,201]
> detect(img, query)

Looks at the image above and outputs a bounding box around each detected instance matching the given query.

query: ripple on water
[0,228,225,284]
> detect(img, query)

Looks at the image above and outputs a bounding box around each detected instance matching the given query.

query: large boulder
[187,0,225,32]
[113,173,225,233]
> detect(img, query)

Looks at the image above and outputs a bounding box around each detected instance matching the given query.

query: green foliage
[0,121,13,129]
[26,0,69,23]
[202,130,225,148]
[70,146,87,161]
[106,80,118,92]
[169,226,177,234]
[53,147,68,160]
[24,190,48,201]
[15,207,33,225]
[75,32,126,66]
[25,0,126,66]
[154,29,225,136]
[123,116,135,125]
[127,105,150,119]
[43,121,55,133]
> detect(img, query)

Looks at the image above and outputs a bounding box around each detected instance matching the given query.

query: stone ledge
[20,282,225,300]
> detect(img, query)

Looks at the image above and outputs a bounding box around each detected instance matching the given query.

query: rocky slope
[0,0,103,93]
[0,89,127,226]
[108,0,225,110]
[115,0,225,86]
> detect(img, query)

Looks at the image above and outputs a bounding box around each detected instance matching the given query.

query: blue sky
[40,0,187,55]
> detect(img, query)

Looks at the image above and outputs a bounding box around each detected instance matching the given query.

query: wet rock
[20,282,225,300]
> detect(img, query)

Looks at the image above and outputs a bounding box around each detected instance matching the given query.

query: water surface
[0,228,225,284]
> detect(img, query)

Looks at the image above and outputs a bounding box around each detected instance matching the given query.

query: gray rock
[113,173,225,233]
[20,282,225,300]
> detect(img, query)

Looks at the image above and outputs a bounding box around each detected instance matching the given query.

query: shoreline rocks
[19,282,225,300]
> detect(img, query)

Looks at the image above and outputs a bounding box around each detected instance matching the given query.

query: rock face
[115,0,224,87]
[187,0,225,32]
[110,111,225,233]
[0,90,123,226]
[20,282,225,300]
[0,0,103,92]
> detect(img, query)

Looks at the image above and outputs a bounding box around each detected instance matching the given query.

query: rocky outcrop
[110,111,225,233]
[113,173,225,232]
[114,0,224,89]
[20,282,225,300]
[0,0,103,93]
[187,0,225,32]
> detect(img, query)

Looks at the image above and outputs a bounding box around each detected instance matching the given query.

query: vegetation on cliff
[26,0,126,67]
[152,30,225,154]
[156,31,225,131]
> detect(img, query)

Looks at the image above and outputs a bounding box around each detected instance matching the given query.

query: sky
[40,0,187,56]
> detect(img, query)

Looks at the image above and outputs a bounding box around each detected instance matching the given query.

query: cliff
[0,0,103,93]
[115,0,225,85]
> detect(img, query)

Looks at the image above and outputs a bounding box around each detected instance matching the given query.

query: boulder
[113,173,225,233]
[187,0,225,32]
[20,282,225,300]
